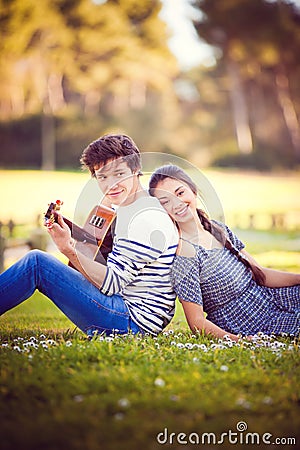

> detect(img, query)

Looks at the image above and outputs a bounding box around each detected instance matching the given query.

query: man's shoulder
[130,196,174,228]
[117,195,172,227]
[116,195,178,249]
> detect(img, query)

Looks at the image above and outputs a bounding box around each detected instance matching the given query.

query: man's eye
[97,175,105,181]
[117,172,125,176]
[161,200,169,206]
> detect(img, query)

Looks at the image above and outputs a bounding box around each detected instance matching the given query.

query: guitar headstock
[44,200,63,229]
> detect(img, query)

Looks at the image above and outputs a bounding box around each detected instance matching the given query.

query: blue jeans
[0,250,143,336]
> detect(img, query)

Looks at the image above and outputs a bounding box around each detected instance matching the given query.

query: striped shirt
[100,196,179,334]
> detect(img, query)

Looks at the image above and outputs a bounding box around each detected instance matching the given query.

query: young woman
[149,164,300,341]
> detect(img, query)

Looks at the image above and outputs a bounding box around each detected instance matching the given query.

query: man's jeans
[0,250,143,336]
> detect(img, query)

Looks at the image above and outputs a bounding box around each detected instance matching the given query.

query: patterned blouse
[170,221,300,336]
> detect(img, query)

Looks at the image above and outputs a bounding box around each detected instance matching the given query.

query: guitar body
[44,201,116,268]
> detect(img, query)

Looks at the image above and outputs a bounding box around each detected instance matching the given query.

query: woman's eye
[161,200,169,206]
[117,172,125,176]
[178,190,185,196]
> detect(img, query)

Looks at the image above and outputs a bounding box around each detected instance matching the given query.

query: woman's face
[153,177,197,223]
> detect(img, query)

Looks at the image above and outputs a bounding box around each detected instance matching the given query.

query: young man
[0,134,178,336]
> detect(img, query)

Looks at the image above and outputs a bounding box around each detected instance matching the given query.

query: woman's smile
[175,204,189,217]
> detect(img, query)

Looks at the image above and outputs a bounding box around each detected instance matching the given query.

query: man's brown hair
[80,134,141,177]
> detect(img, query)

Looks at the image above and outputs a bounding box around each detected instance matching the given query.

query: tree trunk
[41,112,56,171]
[84,90,101,115]
[129,80,146,109]
[41,81,55,171]
[275,66,300,161]
[48,73,66,112]
[227,59,253,154]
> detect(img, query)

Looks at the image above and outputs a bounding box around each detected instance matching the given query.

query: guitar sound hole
[89,215,105,229]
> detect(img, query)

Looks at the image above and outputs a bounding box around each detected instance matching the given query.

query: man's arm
[47,214,107,289]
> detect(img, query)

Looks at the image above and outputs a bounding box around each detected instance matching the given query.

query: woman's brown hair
[149,164,266,286]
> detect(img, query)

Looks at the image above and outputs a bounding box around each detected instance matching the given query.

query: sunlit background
[1,0,300,169]
[0,0,299,270]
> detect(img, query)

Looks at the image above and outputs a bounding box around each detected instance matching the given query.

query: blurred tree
[0,0,177,116]
[192,0,300,165]
[0,0,178,167]
[0,0,76,168]
[169,64,235,168]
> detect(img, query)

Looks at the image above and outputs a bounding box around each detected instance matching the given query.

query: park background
[0,1,300,450]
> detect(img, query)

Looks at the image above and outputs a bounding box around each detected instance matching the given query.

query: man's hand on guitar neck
[46,213,75,254]
[47,213,107,289]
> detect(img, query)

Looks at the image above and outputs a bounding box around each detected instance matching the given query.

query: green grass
[1,292,300,450]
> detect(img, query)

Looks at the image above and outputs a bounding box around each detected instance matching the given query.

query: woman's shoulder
[211,218,226,230]
[171,253,199,281]
[177,238,199,258]
[211,219,245,251]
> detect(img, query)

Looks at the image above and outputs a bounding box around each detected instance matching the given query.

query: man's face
[94,158,140,206]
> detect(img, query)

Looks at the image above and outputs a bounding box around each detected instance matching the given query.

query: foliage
[0,0,179,169]
[0,105,176,169]
[1,0,300,170]
[0,0,177,117]
[190,0,300,167]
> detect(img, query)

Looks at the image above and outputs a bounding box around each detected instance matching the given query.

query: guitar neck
[58,214,98,246]
[45,201,115,251]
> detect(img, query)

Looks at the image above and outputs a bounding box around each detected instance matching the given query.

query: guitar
[44,200,116,267]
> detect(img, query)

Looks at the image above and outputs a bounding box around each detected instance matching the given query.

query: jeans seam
[91,299,129,317]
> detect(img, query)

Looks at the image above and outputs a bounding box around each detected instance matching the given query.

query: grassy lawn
[1,169,300,450]
[1,293,300,450]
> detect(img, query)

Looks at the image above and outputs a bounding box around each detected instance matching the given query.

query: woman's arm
[241,249,300,288]
[180,300,240,342]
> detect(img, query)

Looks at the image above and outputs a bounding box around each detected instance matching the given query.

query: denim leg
[0,250,143,335]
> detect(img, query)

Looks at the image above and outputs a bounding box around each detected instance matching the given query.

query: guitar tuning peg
[55,200,63,211]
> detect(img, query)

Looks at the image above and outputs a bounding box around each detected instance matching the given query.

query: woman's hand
[46,213,74,254]
[181,300,240,342]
